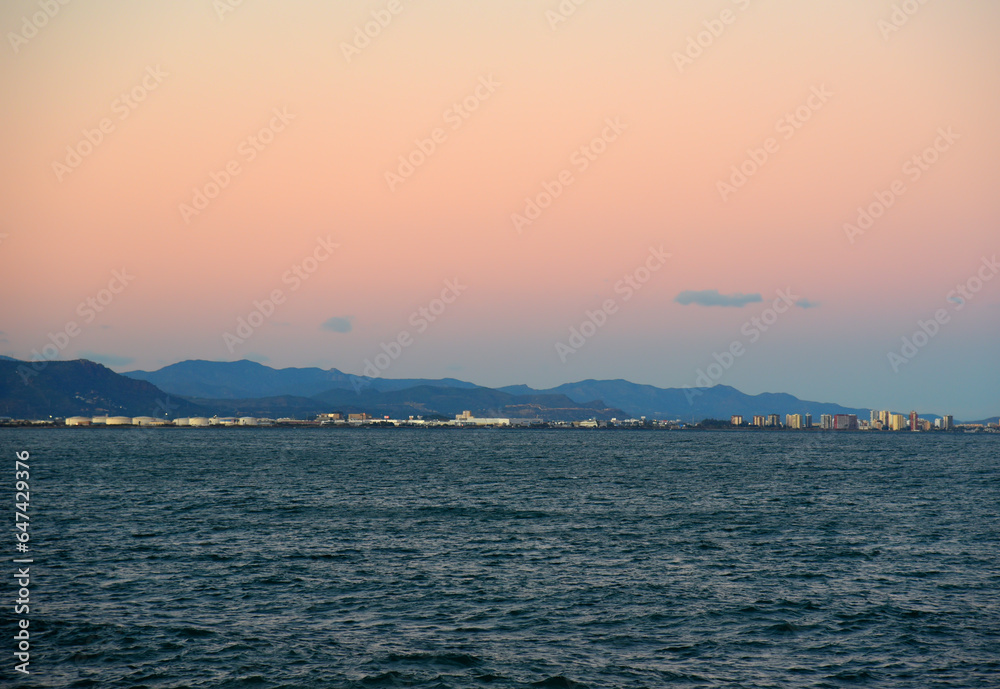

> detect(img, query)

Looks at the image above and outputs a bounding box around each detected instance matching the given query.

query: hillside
[0,359,207,418]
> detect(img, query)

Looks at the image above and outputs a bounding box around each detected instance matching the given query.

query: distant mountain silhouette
[123,359,477,399]
[310,385,623,420]
[187,385,625,421]
[2,358,975,422]
[0,359,207,418]
[498,379,871,420]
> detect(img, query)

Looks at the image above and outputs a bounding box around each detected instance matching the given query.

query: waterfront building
[211,417,239,426]
[833,414,858,430]
[453,411,511,426]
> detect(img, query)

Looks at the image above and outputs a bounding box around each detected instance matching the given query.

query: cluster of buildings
[61,412,547,428]
[315,412,670,428]
[729,411,957,431]
[64,415,273,427]
[38,411,992,432]
[57,411,677,429]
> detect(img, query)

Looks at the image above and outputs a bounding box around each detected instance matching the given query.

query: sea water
[3,428,998,687]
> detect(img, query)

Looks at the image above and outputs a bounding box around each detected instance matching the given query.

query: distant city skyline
[5,354,991,424]
[2,1,998,420]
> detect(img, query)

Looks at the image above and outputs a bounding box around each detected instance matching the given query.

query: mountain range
[0,358,206,418]
[2,357,984,422]
[122,359,874,420]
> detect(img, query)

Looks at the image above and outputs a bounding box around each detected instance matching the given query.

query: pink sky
[2,0,998,418]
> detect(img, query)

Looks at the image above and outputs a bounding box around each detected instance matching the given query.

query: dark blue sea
[4,428,999,688]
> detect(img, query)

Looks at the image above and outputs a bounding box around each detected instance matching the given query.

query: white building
[452,411,510,426]
[211,417,239,426]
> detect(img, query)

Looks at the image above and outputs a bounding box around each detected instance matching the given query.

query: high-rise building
[766,413,780,427]
[909,410,919,431]
[833,414,858,430]
[804,413,812,429]
[869,410,891,430]
[731,415,744,426]
[889,413,908,431]
[785,414,805,429]
[942,415,954,430]
[820,414,833,430]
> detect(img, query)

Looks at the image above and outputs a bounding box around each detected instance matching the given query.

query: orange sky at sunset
[2,0,998,418]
